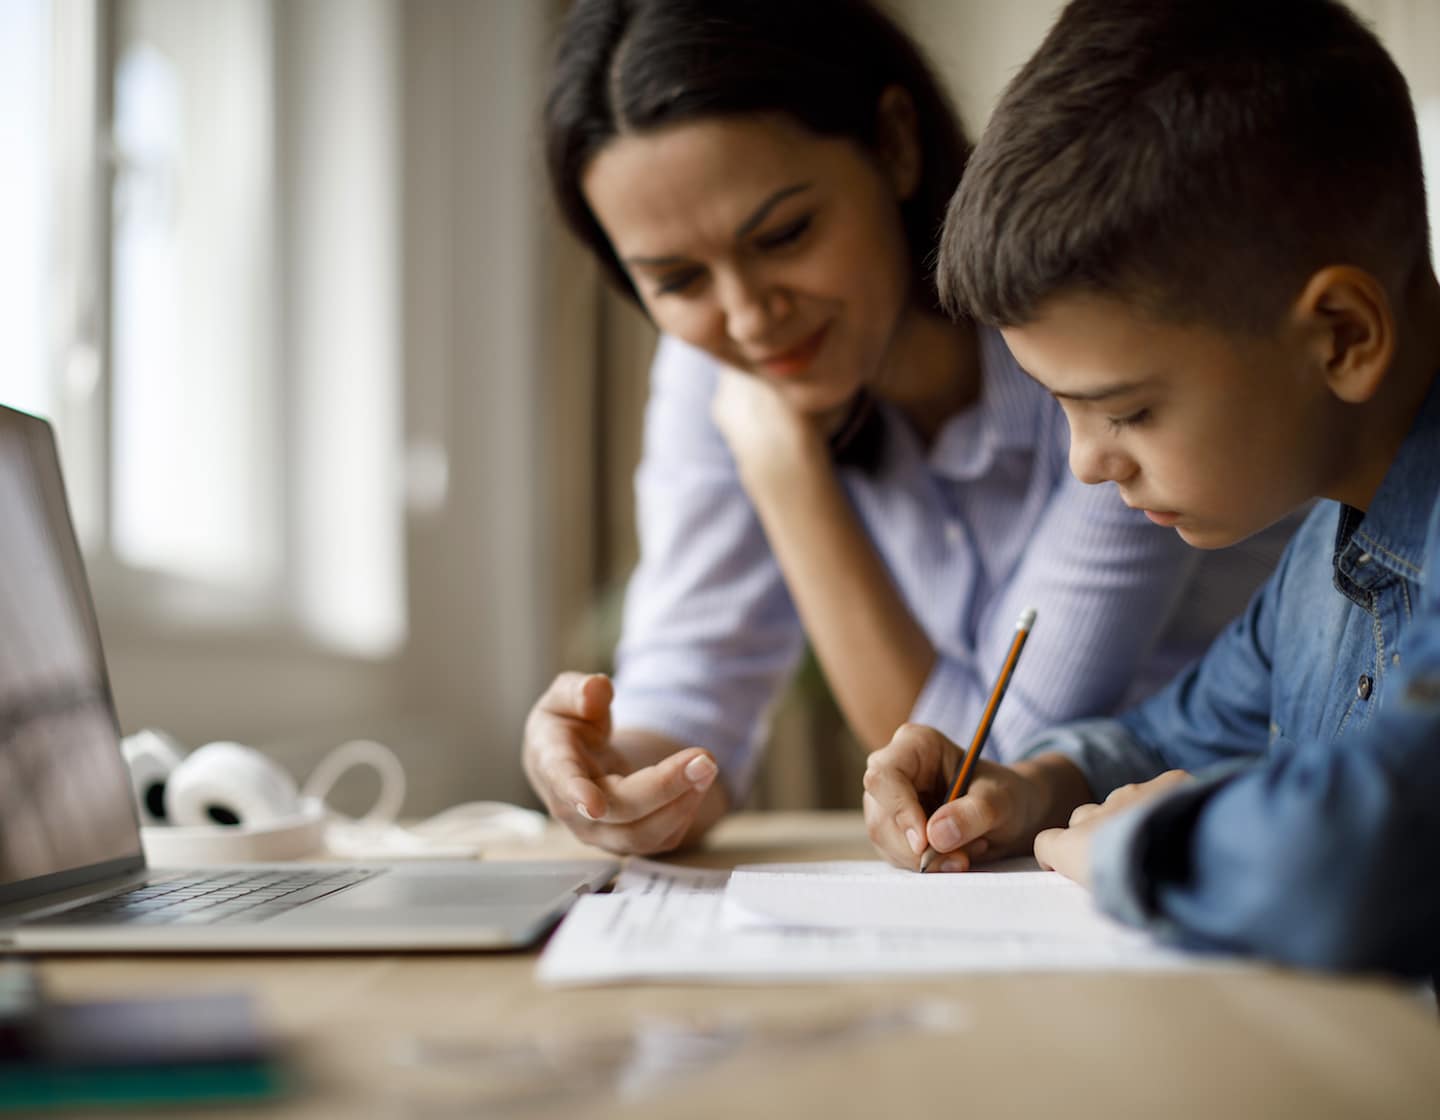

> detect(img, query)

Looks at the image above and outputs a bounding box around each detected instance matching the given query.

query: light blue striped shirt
[612,330,1293,799]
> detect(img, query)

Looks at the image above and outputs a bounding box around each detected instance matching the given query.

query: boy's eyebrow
[622,182,813,268]
[1049,379,1151,403]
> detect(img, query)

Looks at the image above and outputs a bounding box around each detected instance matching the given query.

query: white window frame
[26,0,562,814]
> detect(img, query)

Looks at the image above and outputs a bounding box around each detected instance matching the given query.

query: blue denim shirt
[1022,374,1440,974]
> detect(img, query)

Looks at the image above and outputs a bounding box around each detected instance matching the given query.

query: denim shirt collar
[1333,373,1440,606]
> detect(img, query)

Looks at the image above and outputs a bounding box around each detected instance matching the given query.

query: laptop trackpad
[322,875,582,910]
[307,862,614,912]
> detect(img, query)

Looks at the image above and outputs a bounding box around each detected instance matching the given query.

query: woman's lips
[1143,509,1181,527]
[756,325,830,378]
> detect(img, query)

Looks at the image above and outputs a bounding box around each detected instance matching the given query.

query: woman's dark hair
[544,0,970,313]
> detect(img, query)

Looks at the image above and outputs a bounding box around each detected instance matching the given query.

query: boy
[861,0,1440,974]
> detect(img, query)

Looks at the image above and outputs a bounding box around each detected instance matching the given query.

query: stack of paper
[537,858,1210,986]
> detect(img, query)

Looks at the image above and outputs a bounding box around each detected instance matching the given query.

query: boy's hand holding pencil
[863,733,1094,872]
[864,608,1096,873]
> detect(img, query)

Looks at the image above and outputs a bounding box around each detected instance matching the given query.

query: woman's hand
[521,672,728,855]
[1034,770,1193,886]
[709,368,832,490]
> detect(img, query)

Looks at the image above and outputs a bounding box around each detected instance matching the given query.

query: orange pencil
[918,607,1037,873]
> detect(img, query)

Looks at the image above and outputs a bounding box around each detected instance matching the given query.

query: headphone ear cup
[120,729,186,825]
[164,742,302,828]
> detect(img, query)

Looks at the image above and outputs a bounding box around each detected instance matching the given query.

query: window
[0,0,558,810]
[0,0,54,422]
[2,0,406,659]
[109,1,280,594]
[1421,97,1440,260]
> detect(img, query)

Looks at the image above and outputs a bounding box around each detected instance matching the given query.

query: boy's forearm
[1019,717,1171,801]
[1089,651,1440,973]
[1013,753,1096,832]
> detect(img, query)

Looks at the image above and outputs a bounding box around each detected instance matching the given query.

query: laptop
[0,403,617,951]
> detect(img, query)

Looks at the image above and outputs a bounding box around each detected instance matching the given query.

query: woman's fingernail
[905,828,923,854]
[576,803,596,821]
[684,756,718,785]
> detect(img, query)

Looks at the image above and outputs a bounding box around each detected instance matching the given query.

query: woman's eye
[1106,408,1152,432]
[654,268,704,296]
[754,215,811,251]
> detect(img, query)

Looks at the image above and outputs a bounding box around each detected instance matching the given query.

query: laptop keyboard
[32,868,382,927]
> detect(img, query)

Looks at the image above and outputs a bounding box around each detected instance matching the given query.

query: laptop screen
[0,405,142,897]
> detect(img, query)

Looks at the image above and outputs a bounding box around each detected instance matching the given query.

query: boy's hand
[1035,770,1193,886]
[863,723,1093,871]
[521,672,724,855]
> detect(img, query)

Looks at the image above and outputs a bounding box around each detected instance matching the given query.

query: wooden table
[34,812,1440,1119]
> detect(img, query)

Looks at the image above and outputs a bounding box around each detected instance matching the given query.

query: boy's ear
[874,85,922,202]
[1292,266,1395,404]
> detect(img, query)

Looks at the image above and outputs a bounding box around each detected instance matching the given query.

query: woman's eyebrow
[622,182,814,268]
[733,182,813,239]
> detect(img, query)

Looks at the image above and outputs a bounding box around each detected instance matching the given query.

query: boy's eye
[654,267,705,296]
[754,215,812,251]
[1106,407,1152,432]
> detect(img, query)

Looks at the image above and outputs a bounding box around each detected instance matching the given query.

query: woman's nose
[718,269,786,347]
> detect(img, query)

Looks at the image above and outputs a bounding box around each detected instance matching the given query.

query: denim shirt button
[1356,552,1372,565]
[1357,674,1373,701]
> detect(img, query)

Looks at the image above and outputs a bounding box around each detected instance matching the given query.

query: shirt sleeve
[911,465,1202,762]
[609,336,805,799]
[1087,512,1440,975]
[1018,528,1289,791]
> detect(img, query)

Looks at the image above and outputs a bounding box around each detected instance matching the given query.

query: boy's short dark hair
[940,0,1431,330]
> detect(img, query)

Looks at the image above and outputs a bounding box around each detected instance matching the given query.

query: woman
[522,0,1287,855]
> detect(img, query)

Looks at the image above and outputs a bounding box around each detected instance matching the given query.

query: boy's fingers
[1069,802,1103,826]
[863,725,952,814]
[593,749,718,825]
[1034,826,1066,872]
[863,725,962,870]
[933,837,991,874]
[927,791,1000,852]
[861,790,925,868]
[861,759,928,822]
[575,673,615,721]
[860,771,929,868]
[884,723,956,783]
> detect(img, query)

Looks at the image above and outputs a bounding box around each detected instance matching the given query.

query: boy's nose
[1069,436,1134,487]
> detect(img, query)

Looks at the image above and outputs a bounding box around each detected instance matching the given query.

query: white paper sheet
[724,860,1135,942]
[614,858,730,897]
[537,859,1211,986]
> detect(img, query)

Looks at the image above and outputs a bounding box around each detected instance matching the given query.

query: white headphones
[120,729,546,865]
[121,730,339,862]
